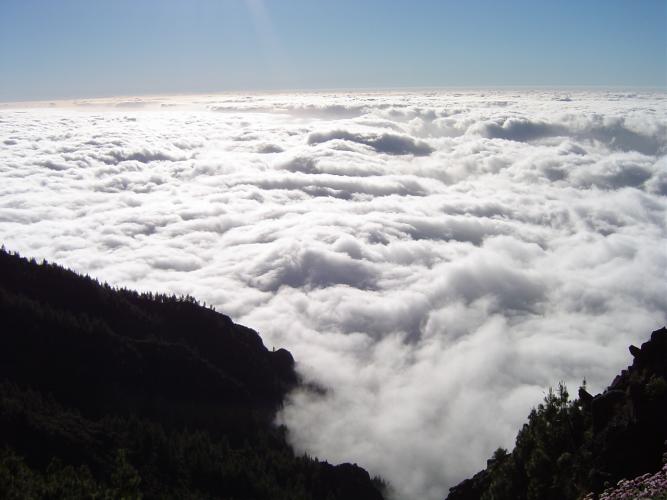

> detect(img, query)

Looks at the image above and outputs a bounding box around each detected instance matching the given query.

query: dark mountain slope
[447,326,667,500]
[0,247,385,499]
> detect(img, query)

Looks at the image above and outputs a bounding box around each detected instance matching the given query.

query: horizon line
[2,83,666,107]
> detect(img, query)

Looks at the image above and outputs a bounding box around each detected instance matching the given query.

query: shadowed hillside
[0,247,385,499]
[447,326,667,500]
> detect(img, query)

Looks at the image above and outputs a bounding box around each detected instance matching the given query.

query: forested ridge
[447,326,667,500]
[0,247,385,499]
[4,243,665,500]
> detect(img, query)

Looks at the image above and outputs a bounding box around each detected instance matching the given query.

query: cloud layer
[1,90,666,500]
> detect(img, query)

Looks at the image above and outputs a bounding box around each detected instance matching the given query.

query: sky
[1,0,666,101]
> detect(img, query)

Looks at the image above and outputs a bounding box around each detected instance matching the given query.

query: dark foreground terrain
[3,245,665,500]
[447,326,667,500]
[0,248,385,499]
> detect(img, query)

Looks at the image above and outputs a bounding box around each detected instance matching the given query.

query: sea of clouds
[1,90,666,499]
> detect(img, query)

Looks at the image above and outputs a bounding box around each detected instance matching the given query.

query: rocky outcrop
[447,327,667,500]
[588,327,667,491]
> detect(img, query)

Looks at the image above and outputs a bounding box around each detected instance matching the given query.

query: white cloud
[1,90,666,500]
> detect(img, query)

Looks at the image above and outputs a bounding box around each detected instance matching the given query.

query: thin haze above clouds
[1,91,666,499]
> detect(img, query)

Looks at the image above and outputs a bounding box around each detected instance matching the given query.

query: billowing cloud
[0,90,666,500]
[308,129,434,156]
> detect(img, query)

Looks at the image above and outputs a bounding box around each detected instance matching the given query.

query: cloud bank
[1,90,666,500]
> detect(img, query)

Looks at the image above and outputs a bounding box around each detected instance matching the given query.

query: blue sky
[1,0,665,101]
